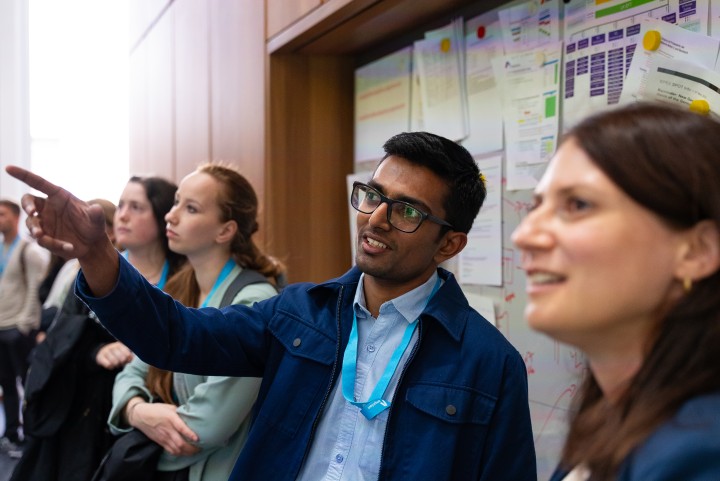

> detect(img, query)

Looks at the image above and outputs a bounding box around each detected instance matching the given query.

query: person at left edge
[0,199,48,457]
[6,131,537,481]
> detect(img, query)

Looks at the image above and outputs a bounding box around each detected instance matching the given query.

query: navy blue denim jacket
[78,254,537,481]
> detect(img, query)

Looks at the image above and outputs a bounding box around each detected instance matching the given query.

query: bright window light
[29,0,129,204]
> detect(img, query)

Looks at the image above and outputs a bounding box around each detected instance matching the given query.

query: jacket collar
[310,267,469,342]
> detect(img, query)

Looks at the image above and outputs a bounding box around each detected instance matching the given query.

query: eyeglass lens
[352,184,423,233]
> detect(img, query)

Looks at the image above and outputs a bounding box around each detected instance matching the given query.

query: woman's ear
[215,220,238,244]
[675,220,720,283]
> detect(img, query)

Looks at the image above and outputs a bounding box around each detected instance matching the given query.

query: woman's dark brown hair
[559,102,720,479]
[127,176,186,274]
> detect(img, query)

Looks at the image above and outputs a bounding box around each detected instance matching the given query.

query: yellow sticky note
[643,30,662,51]
[689,99,710,115]
[440,38,451,53]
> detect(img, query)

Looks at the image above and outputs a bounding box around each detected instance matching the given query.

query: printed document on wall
[413,19,468,141]
[410,47,425,132]
[495,42,562,191]
[459,154,503,286]
[563,0,710,130]
[712,0,720,38]
[620,18,720,104]
[354,47,412,165]
[637,56,720,116]
[463,10,505,156]
[498,0,560,53]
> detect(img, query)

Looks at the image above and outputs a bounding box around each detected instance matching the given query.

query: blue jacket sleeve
[75,253,273,377]
[617,394,720,481]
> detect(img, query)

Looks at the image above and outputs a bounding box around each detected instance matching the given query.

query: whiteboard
[352,0,720,478]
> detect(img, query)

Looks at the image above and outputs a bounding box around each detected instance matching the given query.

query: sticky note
[689,99,710,115]
[440,38,451,52]
[643,30,662,51]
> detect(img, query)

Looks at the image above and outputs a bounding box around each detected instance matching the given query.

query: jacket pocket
[259,311,337,438]
[268,309,336,366]
[405,382,497,425]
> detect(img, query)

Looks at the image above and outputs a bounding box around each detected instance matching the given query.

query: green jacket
[107,265,276,481]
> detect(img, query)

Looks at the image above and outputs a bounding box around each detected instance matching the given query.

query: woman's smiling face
[512,138,686,352]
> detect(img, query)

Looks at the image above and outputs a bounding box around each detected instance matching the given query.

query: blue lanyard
[200,259,236,307]
[155,260,170,290]
[0,236,20,277]
[341,277,441,420]
[122,251,169,289]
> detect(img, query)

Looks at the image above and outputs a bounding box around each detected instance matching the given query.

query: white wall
[0,0,31,204]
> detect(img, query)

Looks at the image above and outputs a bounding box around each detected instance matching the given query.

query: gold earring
[683,277,693,293]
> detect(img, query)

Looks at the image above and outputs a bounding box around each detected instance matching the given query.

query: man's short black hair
[380,132,486,234]
[0,199,21,217]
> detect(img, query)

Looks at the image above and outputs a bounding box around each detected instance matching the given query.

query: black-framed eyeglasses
[350,182,454,233]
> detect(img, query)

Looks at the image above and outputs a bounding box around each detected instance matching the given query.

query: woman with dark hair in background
[115,176,186,286]
[513,102,720,481]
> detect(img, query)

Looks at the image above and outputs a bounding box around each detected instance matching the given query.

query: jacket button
[445,405,457,416]
[293,338,302,347]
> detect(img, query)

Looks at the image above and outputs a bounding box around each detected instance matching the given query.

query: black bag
[22,311,86,437]
[90,429,163,481]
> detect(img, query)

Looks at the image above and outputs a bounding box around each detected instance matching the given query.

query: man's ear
[216,220,238,245]
[675,220,720,284]
[434,231,467,265]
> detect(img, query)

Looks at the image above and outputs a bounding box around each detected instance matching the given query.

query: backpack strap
[219,269,277,308]
[18,240,28,284]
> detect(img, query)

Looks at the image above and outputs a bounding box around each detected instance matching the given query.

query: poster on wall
[562,0,710,129]
[494,41,563,191]
[354,47,412,167]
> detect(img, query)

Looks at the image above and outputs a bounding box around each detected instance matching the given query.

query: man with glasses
[7,132,536,480]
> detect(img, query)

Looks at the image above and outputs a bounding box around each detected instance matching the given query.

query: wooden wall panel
[266,55,307,281]
[267,54,354,283]
[305,56,355,279]
[208,0,268,248]
[173,0,210,179]
[128,0,267,190]
[208,0,265,196]
[266,0,321,39]
[144,8,175,180]
[128,0,175,52]
[129,0,175,179]
[128,38,149,175]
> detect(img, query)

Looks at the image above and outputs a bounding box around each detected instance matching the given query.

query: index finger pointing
[5,165,63,197]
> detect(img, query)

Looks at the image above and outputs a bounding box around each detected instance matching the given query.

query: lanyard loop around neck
[122,251,169,289]
[200,259,236,307]
[341,276,442,420]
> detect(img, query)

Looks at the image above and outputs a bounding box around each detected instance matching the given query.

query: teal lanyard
[155,260,170,290]
[341,277,441,420]
[200,259,236,308]
[122,251,169,289]
[0,236,20,277]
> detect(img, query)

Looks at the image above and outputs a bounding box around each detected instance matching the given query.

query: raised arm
[5,165,119,296]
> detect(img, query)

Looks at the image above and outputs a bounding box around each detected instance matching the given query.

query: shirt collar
[353,271,441,324]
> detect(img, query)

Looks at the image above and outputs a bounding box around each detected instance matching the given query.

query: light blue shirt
[296,271,440,481]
